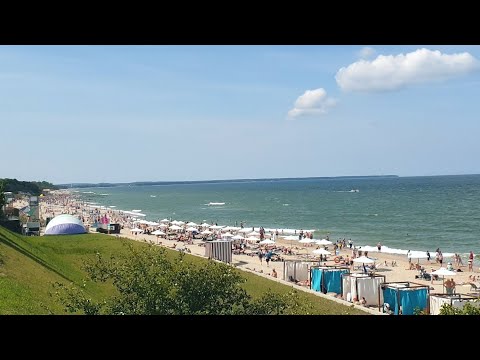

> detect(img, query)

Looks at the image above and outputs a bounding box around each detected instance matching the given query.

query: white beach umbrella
[200,223,211,227]
[130,227,144,233]
[186,222,198,227]
[175,221,185,225]
[160,218,170,223]
[158,224,169,228]
[238,228,251,233]
[431,267,457,294]
[245,236,260,242]
[169,225,183,231]
[222,226,236,231]
[210,225,224,230]
[152,230,165,236]
[352,256,375,264]
[259,239,275,245]
[316,239,333,245]
[431,267,457,276]
[248,231,260,237]
[186,227,198,232]
[313,248,331,255]
[201,230,213,235]
[222,232,234,238]
[232,235,245,240]
[299,238,315,244]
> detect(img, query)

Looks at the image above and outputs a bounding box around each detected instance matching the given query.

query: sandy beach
[14,190,480,314]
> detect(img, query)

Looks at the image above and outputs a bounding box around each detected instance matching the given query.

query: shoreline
[12,190,480,312]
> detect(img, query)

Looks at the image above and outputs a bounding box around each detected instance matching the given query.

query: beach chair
[468,283,480,296]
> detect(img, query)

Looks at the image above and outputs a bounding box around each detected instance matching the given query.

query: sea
[72,174,480,259]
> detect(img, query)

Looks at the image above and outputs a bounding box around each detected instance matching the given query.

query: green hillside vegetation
[1,178,58,196]
[0,226,367,315]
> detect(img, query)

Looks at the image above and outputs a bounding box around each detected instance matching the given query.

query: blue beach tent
[44,214,87,235]
[311,266,350,294]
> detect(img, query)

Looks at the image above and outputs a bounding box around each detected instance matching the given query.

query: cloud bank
[287,88,337,119]
[336,48,480,92]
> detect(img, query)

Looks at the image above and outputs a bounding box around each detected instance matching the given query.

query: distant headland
[56,175,399,189]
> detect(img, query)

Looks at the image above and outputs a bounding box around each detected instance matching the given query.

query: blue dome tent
[44,214,86,235]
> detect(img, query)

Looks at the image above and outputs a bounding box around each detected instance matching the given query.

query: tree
[0,180,6,220]
[54,243,309,315]
[439,301,480,315]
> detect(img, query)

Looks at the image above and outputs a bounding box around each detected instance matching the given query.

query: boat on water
[349,189,360,192]
[150,195,157,198]
[131,209,142,212]
[207,202,225,206]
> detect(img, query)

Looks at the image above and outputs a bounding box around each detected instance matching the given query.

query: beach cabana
[342,273,386,305]
[205,240,233,264]
[283,260,317,284]
[429,293,480,315]
[310,265,350,295]
[379,281,430,315]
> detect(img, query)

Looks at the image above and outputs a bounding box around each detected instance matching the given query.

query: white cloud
[287,88,337,119]
[358,46,376,59]
[336,48,480,92]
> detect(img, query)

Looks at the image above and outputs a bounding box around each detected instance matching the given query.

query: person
[258,250,264,264]
[271,268,277,278]
[265,251,271,267]
[383,302,393,315]
[360,297,367,307]
[468,251,474,271]
[427,251,431,262]
[377,242,382,252]
[444,278,456,295]
[447,262,454,271]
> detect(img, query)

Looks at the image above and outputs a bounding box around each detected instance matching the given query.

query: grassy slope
[0,227,367,315]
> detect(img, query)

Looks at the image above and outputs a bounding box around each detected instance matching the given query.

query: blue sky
[2,45,480,184]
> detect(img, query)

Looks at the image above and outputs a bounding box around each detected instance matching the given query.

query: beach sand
[13,192,479,314]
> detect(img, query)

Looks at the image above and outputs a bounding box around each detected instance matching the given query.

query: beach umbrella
[299,238,315,244]
[186,222,198,227]
[431,267,457,294]
[169,225,183,231]
[186,227,198,232]
[158,223,168,228]
[245,236,260,242]
[232,235,245,240]
[200,223,211,227]
[222,232,234,238]
[352,256,375,264]
[316,239,333,245]
[160,218,170,223]
[312,248,331,255]
[248,231,260,237]
[201,230,213,235]
[210,225,224,230]
[238,228,251,233]
[259,239,275,245]
[130,227,144,233]
[152,230,165,236]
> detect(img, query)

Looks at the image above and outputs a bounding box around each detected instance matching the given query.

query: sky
[2,45,480,184]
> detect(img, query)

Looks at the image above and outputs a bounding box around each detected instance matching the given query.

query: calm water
[75,175,480,256]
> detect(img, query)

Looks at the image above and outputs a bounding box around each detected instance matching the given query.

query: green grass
[0,226,367,315]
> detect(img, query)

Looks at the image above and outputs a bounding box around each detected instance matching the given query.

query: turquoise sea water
[75,175,480,256]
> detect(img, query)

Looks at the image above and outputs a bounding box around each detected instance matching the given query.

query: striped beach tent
[205,240,233,263]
